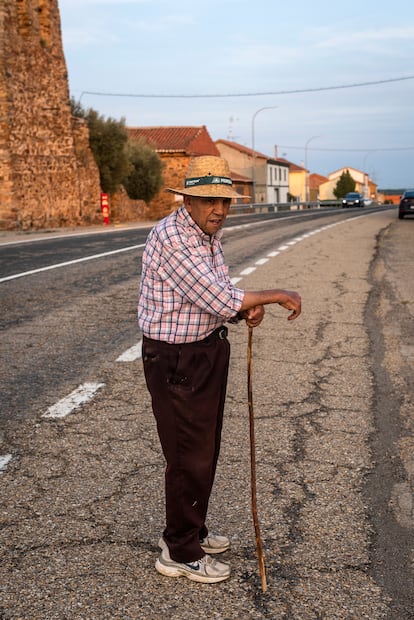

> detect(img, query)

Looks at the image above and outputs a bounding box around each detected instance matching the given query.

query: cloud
[61,26,120,48]
[120,13,195,33]
[316,26,414,51]
[224,42,304,69]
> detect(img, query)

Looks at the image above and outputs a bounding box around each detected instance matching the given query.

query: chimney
[274,145,278,158]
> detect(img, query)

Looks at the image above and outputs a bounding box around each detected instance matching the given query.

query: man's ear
[184,196,192,212]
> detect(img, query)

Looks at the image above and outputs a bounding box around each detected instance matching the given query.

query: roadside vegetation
[70,99,164,203]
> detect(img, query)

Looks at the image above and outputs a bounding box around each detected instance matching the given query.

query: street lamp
[304,135,320,204]
[251,106,278,203]
[362,152,370,198]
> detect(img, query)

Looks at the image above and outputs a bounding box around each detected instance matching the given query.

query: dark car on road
[342,192,365,208]
[399,190,414,219]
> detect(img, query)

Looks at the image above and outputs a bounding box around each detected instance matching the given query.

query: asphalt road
[0,207,376,425]
[0,206,413,619]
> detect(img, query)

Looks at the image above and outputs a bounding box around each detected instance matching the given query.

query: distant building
[377,189,405,205]
[319,167,377,200]
[126,126,250,219]
[309,173,329,201]
[277,158,307,202]
[216,139,289,203]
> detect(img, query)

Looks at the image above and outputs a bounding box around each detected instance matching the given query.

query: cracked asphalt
[0,210,413,619]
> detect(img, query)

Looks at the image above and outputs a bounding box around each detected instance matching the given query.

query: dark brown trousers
[142,329,230,563]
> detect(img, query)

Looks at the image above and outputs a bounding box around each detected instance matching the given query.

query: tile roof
[231,171,252,182]
[309,173,328,189]
[216,138,269,160]
[277,158,306,172]
[126,125,219,156]
[378,188,404,195]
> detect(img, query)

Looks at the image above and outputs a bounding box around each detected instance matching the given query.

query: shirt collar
[178,204,223,241]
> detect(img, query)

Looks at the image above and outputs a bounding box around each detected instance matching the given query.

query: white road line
[42,382,105,419]
[116,340,142,362]
[36,216,365,422]
[239,267,257,276]
[0,244,145,283]
[0,224,150,247]
[0,454,13,472]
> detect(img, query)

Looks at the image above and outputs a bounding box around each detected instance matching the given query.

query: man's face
[184,196,231,236]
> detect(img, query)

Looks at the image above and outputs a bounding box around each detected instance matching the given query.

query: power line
[79,74,414,101]
[279,145,414,152]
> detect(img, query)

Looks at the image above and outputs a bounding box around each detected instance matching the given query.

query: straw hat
[166,155,243,198]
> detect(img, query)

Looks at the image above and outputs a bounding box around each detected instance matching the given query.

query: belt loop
[218,326,228,339]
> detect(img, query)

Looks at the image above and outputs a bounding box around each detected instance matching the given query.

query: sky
[58,0,414,190]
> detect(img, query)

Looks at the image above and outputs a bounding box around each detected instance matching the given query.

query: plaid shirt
[138,205,244,343]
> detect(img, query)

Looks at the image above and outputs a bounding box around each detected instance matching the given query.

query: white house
[216,139,290,203]
[319,167,377,200]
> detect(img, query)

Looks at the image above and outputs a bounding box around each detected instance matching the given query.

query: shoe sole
[158,537,230,555]
[155,559,230,583]
[201,542,230,554]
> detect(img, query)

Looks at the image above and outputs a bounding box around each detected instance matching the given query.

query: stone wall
[146,154,190,220]
[0,0,102,229]
[110,187,148,224]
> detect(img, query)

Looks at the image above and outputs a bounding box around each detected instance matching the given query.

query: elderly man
[138,155,301,583]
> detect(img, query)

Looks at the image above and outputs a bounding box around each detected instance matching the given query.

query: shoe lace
[186,555,213,570]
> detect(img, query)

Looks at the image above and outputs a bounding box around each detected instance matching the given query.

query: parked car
[342,192,365,208]
[398,190,414,219]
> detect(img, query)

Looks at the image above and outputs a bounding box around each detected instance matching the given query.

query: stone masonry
[0,0,102,229]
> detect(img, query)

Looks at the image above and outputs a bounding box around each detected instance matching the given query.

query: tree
[70,99,163,201]
[333,169,356,199]
[122,139,164,203]
[70,99,131,195]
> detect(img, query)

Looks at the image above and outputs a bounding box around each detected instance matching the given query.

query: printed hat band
[185,175,233,188]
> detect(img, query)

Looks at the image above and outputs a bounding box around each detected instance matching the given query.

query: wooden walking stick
[247,326,267,593]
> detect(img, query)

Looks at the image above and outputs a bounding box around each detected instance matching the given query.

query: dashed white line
[0,454,13,472]
[35,217,354,423]
[42,382,105,419]
[116,340,142,362]
[240,267,257,276]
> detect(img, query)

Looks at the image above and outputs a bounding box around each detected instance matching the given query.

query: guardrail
[230,200,342,214]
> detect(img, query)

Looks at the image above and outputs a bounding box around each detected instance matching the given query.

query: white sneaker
[200,532,230,554]
[158,532,230,555]
[155,546,231,583]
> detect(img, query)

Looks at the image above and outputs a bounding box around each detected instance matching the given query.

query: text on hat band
[185,175,233,188]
